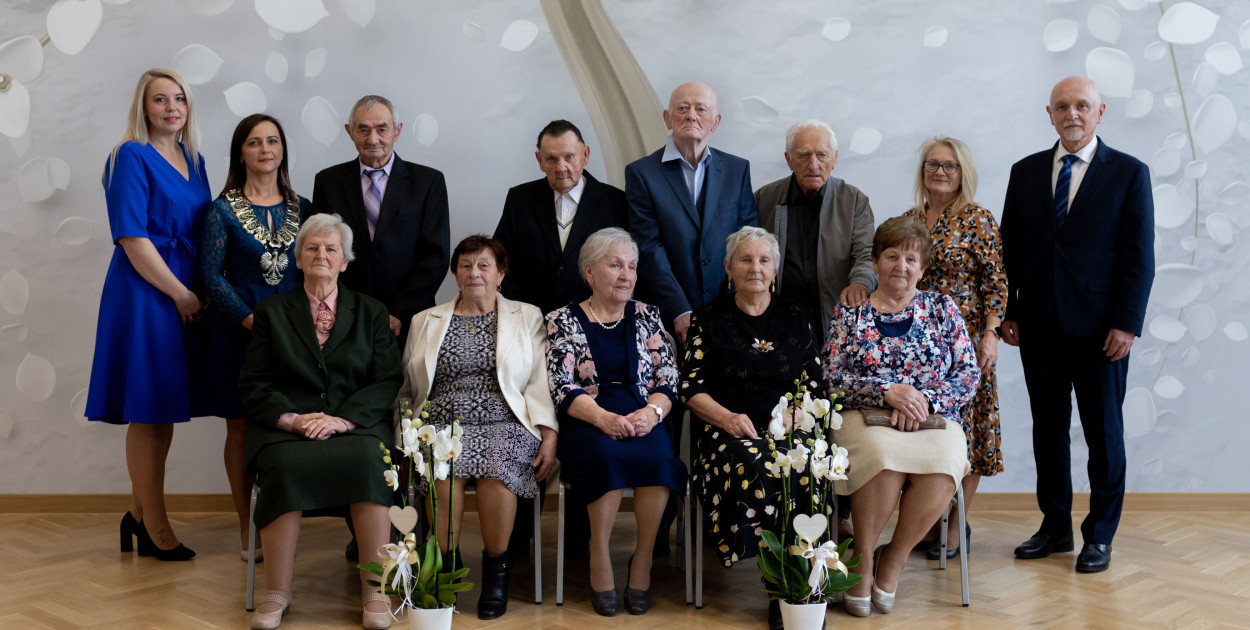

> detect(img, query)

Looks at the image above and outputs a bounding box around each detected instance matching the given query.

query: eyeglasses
[923,161,961,175]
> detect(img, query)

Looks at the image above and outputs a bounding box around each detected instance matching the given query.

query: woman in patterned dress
[902,136,1008,558]
[825,216,980,616]
[680,227,820,630]
[399,235,558,620]
[545,227,686,617]
[200,114,309,556]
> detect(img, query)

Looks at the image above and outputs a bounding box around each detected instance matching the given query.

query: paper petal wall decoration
[259,52,287,83]
[101,0,132,4]
[0,36,45,83]
[304,48,327,78]
[1191,94,1237,153]
[1144,41,1168,60]
[269,27,284,40]
[500,20,539,52]
[1088,5,1121,43]
[1125,89,1153,118]
[70,387,90,426]
[923,26,947,48]
[1085,47,1134,97]
[0,323,27,342]
[223,82,267,117]
[1205,213,1233,246]
[1180,346,1200,368]
[255,0,329,34]
[1122,388,1156,439]
[1164,131,1187,150]
[741,96,779,123]
[341,0,375,28]
[17,157,71,203]
[1151,263,1204,309]
[1163,91,1181,107]
[463,21,485,41]
[1183,304,1216,340]
[1152,184,1193,228]
[413,113,439,148]
[1142,459,1164,475]
[1180,235,1197,251]
[1117,0,1147,10]
[301,96,340,147]
[1147,314,1186,342]
[1192,62,1218,95]
[1152,375,1184,400]
[1137,347,1161,366]
[178,0,235,16]
[0,408,11,439]
[1241,19,1250,49]
[171,44,225,86]
[1151,148,1181,177]
[1218,182,1249,205]
[1224,322,1248,342]
[0,78,32,138]
[1204,42,1244,75]
[16,353,56,402]
[9,131,32,156]
[822,18,852,42]
[1043,19,1079,52]
[54,217,95,246]
[848,127,882,155]
[1158,2,1219,45]
[1182,160,1207,179]
[46,0,103,56]
[0,269,30,316]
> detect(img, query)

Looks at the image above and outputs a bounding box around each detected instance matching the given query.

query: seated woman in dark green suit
[238,213,403,630]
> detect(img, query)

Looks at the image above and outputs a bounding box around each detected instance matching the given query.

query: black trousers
[1019,326,1128,545]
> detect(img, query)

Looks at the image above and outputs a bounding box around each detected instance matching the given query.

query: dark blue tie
[1054,154,1078,228]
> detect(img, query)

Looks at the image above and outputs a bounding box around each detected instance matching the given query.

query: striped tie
[1054,154,1078,228]
[364,168,385,239]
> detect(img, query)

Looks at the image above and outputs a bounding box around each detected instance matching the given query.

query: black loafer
[590,587,618,617]
[1014,531,1074,559]
[1075,543,1112,573]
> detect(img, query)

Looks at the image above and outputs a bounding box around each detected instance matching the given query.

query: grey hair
[785,119,837,153]
[578,227,638,286]
[724,226,780,267]
[349,95,398,125]
[296,213,356,262]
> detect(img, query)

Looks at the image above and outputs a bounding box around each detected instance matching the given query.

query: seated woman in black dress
[681,226,821,630]
[238,213,402,630]
[545,227,686,617]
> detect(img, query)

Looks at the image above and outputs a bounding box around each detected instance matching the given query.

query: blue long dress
[85,141,212,424]
[199,192,310,418]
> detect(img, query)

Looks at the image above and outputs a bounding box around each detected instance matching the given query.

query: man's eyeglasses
[923,161,961,175]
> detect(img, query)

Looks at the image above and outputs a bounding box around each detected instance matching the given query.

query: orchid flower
[812,438,829,458]
[383,469,399,491]
[829,446,849,479]
[416,424,437,444]
[827,410,844,431]
[789,442,811,474]
[433,460,450,480]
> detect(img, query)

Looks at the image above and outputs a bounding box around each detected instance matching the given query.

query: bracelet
[648,404,664,422]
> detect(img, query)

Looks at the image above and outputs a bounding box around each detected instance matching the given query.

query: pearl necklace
[588,300,624,330]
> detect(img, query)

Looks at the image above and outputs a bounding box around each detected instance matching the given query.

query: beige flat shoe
[871,583,896,614]
[362,591,392,629]
[250,591,290,629]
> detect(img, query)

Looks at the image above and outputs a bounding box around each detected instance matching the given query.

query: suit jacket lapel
[701,151,724,238]
[1064,139,1110,230]
[532,182,563,257]
[284,289,323,359]
[339,161,373,256]
[660,160,700,227]
[374,155,407,237]
[321,284,356,356]
[423,301,454,394]
[494,295,519,384]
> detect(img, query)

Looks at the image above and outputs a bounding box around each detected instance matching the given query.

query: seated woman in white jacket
[398,234,558,620]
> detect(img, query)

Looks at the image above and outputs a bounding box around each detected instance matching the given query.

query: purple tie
[364,168,385,238]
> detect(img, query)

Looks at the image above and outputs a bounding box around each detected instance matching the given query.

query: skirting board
[2,492,1249,514]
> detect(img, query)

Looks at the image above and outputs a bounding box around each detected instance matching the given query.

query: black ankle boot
[477,551,512,619]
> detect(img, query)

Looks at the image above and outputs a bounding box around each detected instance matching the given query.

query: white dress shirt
[552,175,586,250]
[661,133,710,204]
[1051,136,1099,211]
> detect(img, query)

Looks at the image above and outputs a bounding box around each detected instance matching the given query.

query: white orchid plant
[756,372,862,604]
[358,399,472,615]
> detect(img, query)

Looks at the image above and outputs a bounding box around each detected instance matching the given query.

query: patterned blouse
[903,203,1007,338]
[823,290,980,420]
[545,300,679,414]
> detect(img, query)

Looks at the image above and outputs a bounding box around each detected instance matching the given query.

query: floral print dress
[905,203,1008,475]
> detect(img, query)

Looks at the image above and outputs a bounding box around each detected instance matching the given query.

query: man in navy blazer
[1001,77,1154,573]
[494,120,628,315]
[625,82,757,346]
[312,95,450,344]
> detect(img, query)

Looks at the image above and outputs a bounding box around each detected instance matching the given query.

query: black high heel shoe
[120,512,141,552]
[623,554,651,615]
[135,521,196,561]
[926,524,971,560]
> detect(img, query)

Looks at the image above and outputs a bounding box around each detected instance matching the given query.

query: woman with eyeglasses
[902,136,1008,559]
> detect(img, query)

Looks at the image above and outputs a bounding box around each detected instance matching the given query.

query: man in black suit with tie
[493,120,628,315]
[312,95,450,561]
[1001,76,1154,573]
[312,94,450,343]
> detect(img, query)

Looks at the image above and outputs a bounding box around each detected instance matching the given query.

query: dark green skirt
[253,431,392,530]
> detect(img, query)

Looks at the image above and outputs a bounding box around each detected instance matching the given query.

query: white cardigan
[399,293,557,439]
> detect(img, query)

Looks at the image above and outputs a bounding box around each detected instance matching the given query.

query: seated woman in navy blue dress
[545,227,686,617]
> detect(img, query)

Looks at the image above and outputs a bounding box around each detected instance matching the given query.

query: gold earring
[770,282,776,293]
[727,278,733,290]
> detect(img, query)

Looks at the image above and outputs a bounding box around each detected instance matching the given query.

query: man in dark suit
[493,120,628,315]
[625,81,757,346]
[1001,76,1154,573]
[312,94,450,343]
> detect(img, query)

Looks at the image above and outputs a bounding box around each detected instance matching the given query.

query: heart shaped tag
[388,505,419,535]
[792,513,828,543]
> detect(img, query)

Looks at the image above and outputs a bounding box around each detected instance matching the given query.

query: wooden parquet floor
[1,509,1248,629]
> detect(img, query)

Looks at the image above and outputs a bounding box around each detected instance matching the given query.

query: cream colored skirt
[832,409,971,495]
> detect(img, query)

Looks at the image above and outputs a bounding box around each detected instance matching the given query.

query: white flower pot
[779,599,828,630]
[406,606,453,630]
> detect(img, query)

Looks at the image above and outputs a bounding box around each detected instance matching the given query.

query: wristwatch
[648,404,664,422]
[991,325,1002,339]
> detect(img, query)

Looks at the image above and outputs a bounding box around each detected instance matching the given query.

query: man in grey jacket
[754,119,877,341]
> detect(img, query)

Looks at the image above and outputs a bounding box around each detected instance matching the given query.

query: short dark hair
[871,216,932,268]
[451,234,509,275]
[536,119,585,149]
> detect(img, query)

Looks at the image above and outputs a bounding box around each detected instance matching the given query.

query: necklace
[871,291,913,314]
[225,188,301,286]
[588,300,624,330]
